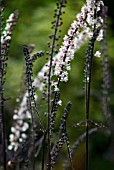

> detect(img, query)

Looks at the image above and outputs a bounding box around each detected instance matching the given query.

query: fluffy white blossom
[94,51,101,57]
[8,92,32,150]
[54,86,59,92]
[1,11,18,44]
[57,100,62,106]
[97,29,103,41]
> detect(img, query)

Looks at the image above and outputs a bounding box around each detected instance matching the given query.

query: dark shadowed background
[1,0,114,169]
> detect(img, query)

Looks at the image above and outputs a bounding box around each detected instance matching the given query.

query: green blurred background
[2,0,114,169]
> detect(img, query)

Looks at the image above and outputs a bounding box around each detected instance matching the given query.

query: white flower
[57,100,62,106]
[54,68,61,76]
[38,72,44,79]
[11,127,16,133]
[81,5,88,19]
[71,21,78,29]
[21,133,27,139]
[88,32,93,38]
[63,35,69,41]
[94,51,101,57]
[17,120,23,125]
[68,29,75,37]
[54,86,59,92]
[9,134,15,142]
[16,98,20,102]
[5,35,11,41]
[66,65,71,71]
[26,111,31,119]
[13,114,18,120]
[87,13,94,26]
[9,13,14,20]
[19,138,23,142]
[76,13,82,22]
[14,109,18,113]
[22,122,29,132]
[63,76,68,82]
[8,145,13,150]
[13,142,19,151]
[97,29,103,41]
[87,76,90,82]
[14,130,20,138]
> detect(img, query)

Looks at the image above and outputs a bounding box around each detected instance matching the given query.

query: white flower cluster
[8,93,37,151]
[53,7,88,77]
[8,0,105,151]
[8,91,39,151]
[52,0,104,87]
[1,11,19,44]
[28,1,104,93]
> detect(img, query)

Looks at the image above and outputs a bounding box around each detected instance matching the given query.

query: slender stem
[85,83,89,170]
[24,46,36,170]
[85,31,96,170]
[85,1,99,169]
[1,99,7,170]
[47,1,64,169]
[0,89,6,169]
[42,130,47,170]
[0,58,7,170]
[29,96,35,170]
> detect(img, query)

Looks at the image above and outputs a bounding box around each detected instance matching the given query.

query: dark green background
[1,0,114,169]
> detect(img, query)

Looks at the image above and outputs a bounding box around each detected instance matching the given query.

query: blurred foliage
[104,0,114,29]
[2,0,114,169]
